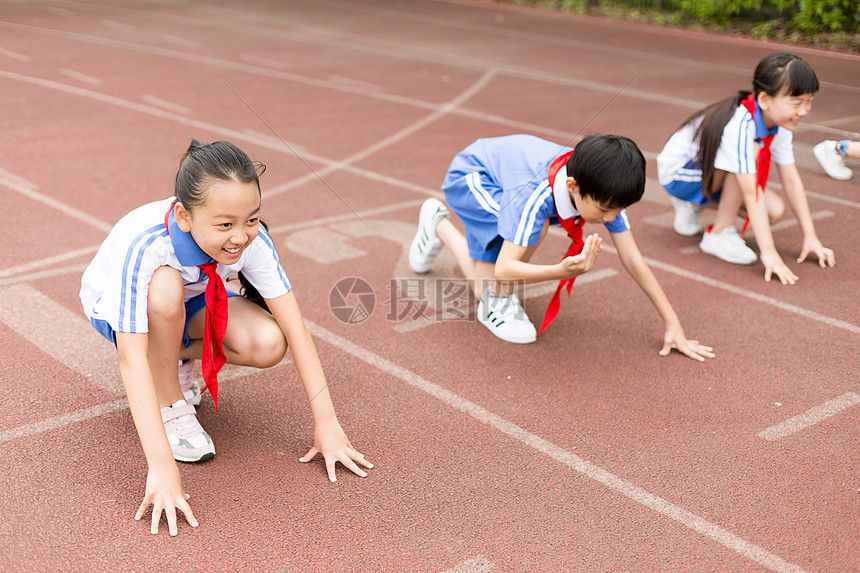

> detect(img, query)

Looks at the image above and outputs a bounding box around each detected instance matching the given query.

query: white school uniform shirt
[80,197,291,333]
[657,103,794,186]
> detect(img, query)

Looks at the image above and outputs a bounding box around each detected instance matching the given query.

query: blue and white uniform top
[657,102,794,186]
[80,197,291,334]
[443,134,630,252]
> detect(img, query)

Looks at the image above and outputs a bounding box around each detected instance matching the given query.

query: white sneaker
[178,359,205,407]
[162,399,215,463]
[409,198,449,273]
[477,288,536,344]
[699,226,757,265]
[813,141,852,181]
[670,197,704,236]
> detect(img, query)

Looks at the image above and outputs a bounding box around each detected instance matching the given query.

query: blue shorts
[90,290,242,349]
[442,171,505,263]
[663,160,722,206]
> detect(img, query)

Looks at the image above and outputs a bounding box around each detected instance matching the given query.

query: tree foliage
[497,0,859,49]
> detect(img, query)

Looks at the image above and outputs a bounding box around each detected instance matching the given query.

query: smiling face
[567,178,623,224]
[759,89,813,131]
[175,179,261,265]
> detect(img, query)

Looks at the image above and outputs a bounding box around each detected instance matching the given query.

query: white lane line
[525,267,618,299]
[672,207,833,252]
[644,210,834,233]
[140,94,192,115]
[817,114,860,128]
[269,199,426,234]
[0,70,447,211]
[595,241,860,336]
[45,7,74,16]
[3,15,854,132]
[0,166,113,233]
[239,53,289,69]
[0,359,290,442]
[0,263,88,287]
[261,68,498,201]
[101,19,136,33]
[0,244,99,278]
[767,210,835,233]
[766,181,860,210]
[0,19,722,146]
[441,555,494,573]
[304,320,807,573]
[58,68,103,85]
[757,392,860,441]
[805,190,860,210]
[159,34,199,49]
[0,398,130,443]
[327,74,381,91]
[0,284,123,395]
[0,47,29,61]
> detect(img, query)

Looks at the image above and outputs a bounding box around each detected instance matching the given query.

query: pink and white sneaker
[178,359,206,407]
[161,399,215,463]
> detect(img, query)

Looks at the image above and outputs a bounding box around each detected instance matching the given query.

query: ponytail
[685,91,750,198]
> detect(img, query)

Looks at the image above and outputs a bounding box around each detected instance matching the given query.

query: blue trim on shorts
[90,290,241,350]
[443,171,506,263]
[663,160,721,206]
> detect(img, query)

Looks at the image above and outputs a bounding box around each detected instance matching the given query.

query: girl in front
[81,140,372,536]
[657,51,835,284]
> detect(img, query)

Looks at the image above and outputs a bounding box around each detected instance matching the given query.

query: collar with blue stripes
[165,208,214,267]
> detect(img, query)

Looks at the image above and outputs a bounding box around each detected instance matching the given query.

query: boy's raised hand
[299,418,373,482]
[559,233,602,279]
[659,323,715,362]
[135,463,198,536]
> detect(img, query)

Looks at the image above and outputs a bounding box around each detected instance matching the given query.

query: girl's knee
[231,317,287,367]
[254,323,288,368]
[147,267,184,321]
[767,194,786,222]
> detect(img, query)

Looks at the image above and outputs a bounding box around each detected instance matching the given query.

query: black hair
[684,52,819,197]
[237,221,270,313]
[566,133,645,210]
[754,51,819,97]
[174,139,266,211]
[176,139,271,311]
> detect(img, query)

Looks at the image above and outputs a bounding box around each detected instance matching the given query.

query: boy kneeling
[409,134,713,361]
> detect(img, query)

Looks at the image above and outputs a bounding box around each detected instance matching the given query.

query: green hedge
[501,0,859,40]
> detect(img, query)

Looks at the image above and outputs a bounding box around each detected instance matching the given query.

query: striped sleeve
[715,106,757,175]
[498,180,553,248]
[603,209,631,234]
[88,224,170,333]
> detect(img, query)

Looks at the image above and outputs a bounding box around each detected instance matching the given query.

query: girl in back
[657,51,835,284]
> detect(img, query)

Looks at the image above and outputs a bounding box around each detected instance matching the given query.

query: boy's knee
[147,267,184,321]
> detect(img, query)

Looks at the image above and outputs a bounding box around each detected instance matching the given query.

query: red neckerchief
[164,200,227,411]
[739,94,774,237]
[537,151,585,336]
